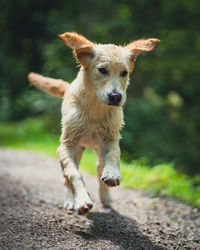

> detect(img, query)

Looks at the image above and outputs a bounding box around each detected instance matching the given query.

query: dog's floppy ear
[73,45,94,66]
[58,32,94,66]
[125,38,160,72]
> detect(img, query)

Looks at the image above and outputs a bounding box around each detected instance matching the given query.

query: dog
[28,32,160,215]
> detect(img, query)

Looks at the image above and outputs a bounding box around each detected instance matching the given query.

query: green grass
[0,118,60,156]
[0,118,200,208]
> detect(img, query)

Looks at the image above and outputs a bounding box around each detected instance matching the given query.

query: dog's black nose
[108,92,122,106]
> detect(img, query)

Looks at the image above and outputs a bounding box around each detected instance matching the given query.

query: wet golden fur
[28,32,159,215]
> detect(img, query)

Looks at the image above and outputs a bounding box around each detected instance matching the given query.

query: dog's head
[58,32,160,107]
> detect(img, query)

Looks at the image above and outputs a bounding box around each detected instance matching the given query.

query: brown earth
[0,149,199,249]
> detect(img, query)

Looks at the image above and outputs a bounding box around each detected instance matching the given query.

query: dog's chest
[77,115,121,150]
[78,131,102,151]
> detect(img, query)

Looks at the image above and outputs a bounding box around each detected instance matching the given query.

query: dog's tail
[27,72,69,98]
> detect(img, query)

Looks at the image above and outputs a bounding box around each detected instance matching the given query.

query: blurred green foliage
[0,0,200,174]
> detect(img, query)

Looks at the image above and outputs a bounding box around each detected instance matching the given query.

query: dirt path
[0,149,199,249]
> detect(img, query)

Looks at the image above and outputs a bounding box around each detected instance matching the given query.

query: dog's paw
[101,169,121,187]
[75,196,93,215]
[77,202,93,215]
[63,198,75,214]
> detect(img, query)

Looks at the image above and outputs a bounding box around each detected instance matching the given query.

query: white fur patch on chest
[78,131,103,151]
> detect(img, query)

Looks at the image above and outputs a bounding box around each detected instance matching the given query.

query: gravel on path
[0,149,199,249]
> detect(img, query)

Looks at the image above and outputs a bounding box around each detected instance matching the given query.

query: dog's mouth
[107,102,120,107]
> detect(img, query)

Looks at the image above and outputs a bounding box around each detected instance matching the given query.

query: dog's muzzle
[108,92,122,106]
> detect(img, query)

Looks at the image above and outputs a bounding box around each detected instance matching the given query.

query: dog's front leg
[97,157,111,207]
[101,141,121,187]
[58,143,93,215]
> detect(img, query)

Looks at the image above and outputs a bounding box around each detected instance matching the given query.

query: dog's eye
[98,68,108,75]
[121,70,128,77]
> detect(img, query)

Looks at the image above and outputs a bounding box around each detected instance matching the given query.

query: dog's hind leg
[96,150,111,208]
[58,144,92,215]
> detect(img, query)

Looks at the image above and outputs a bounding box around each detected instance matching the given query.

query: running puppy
[28,32,160,215]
